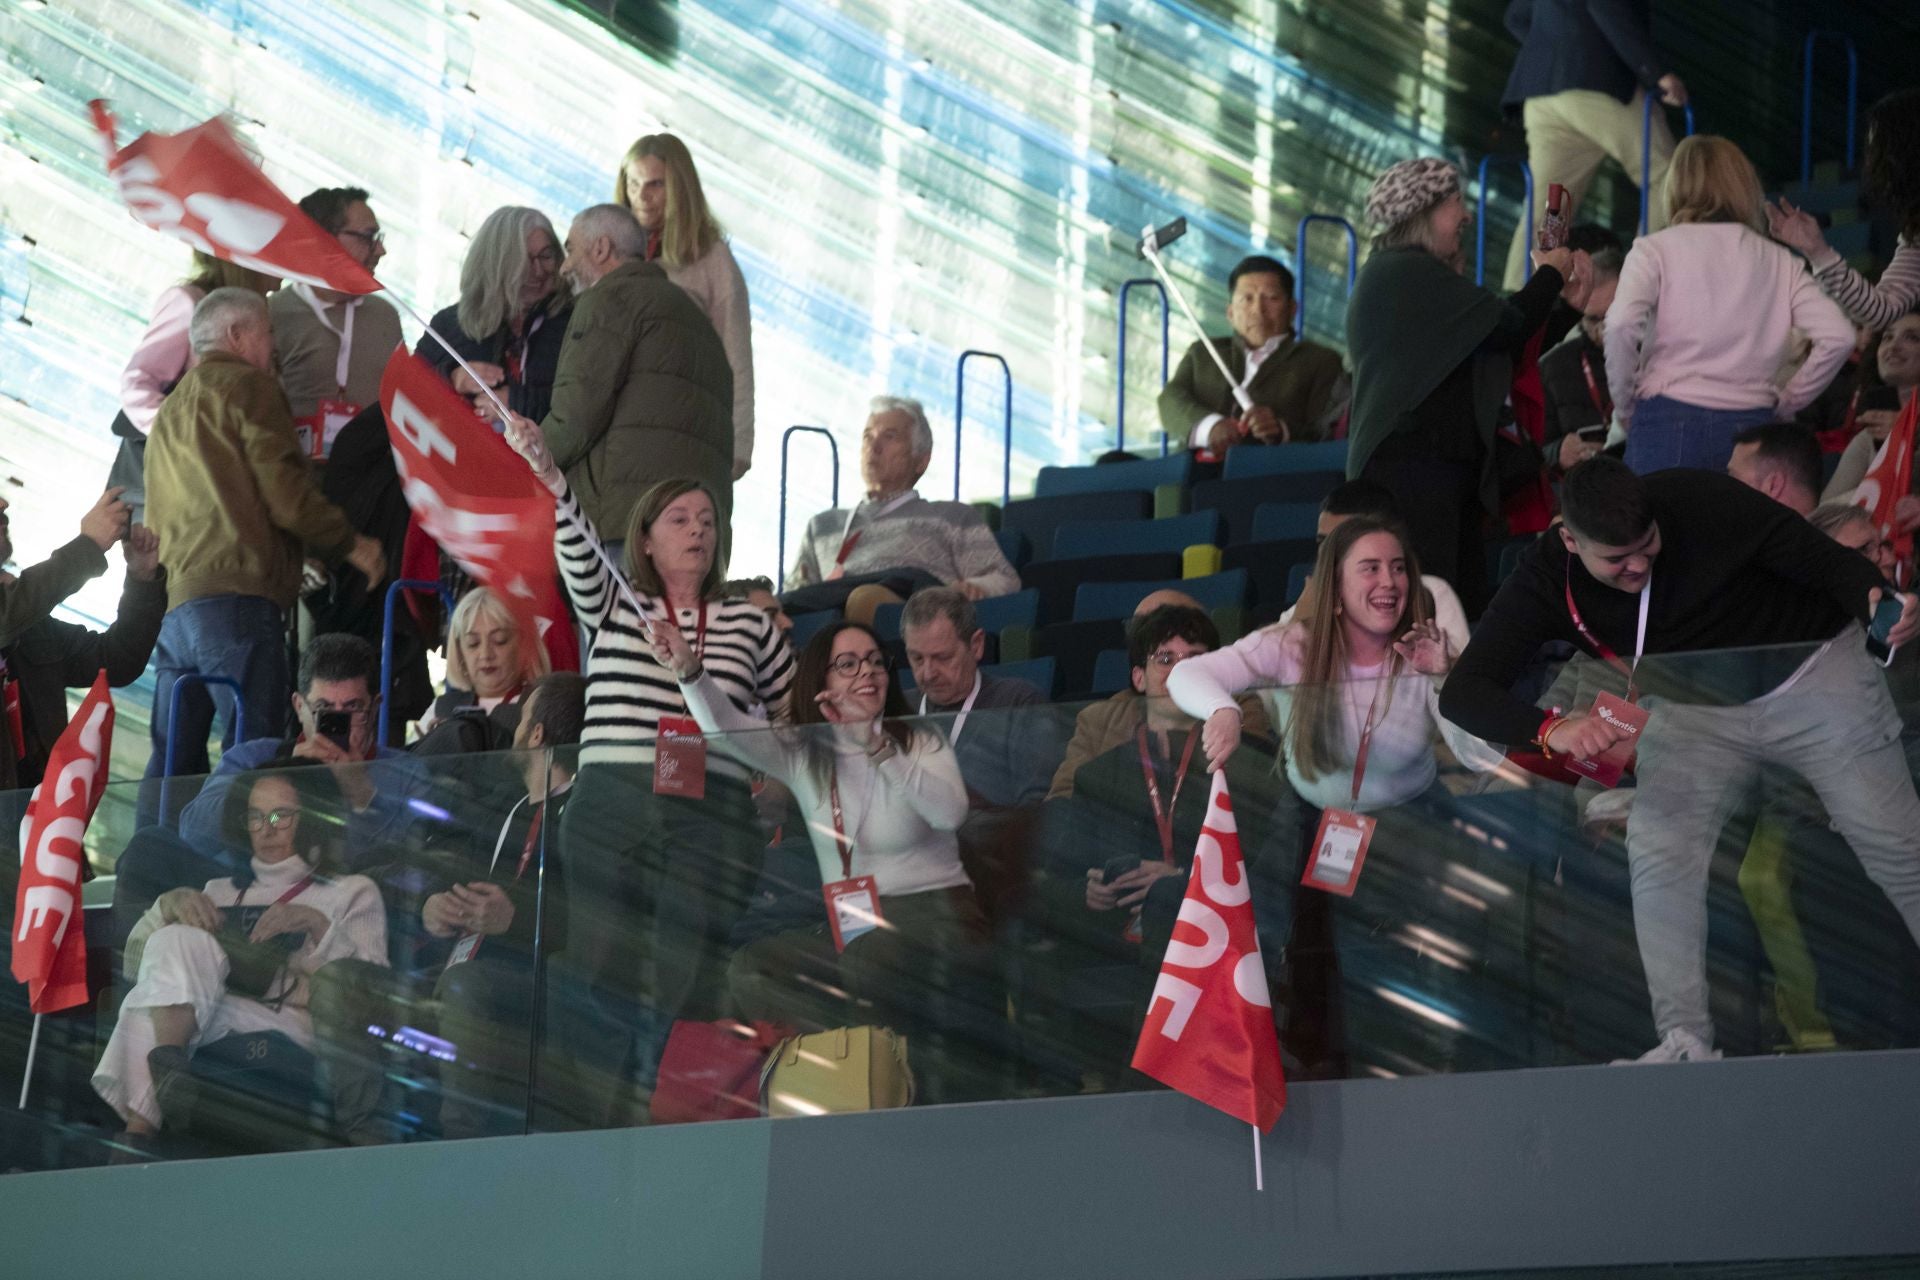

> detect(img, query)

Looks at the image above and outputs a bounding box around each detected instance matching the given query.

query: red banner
[1855,390,1917,582]
[1131,771,1287,1132]
[89,100,380,296]
[380,349,578,673]
[12,673,114,1015]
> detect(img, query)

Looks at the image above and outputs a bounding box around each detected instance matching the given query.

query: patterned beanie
[1364,157,1461,228]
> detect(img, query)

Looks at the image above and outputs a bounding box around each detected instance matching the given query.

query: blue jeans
[144,594,290,785]
[1623,396,1777,474]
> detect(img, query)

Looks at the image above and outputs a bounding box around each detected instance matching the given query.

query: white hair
[869,395,933,458]
[459,205,564,339]
[571,203,648,261]
[188,287,269,357]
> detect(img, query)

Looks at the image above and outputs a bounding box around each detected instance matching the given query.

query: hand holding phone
[316,709,354,753]
[1867,591,1907,666]
[1537,183,1570,251]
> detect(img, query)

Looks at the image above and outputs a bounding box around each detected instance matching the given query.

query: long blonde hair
[445,587,550,693]
[612,133,722,267]
[1664,135,1766,232]
[1285,517,1430,782]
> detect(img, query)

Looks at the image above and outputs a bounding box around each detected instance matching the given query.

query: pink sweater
[1604,223,1853,425]
[119,284,202,434]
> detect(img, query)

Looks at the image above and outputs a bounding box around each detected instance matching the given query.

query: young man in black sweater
[1439,458,1920,1063]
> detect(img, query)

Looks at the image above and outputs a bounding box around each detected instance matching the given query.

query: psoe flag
[1853,387,1916,579]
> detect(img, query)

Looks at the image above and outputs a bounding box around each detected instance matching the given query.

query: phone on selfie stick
[1867,594,1905,667]
[1537,183,1570,251]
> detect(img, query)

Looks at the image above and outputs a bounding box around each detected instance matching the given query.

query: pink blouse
[118,284,203,434]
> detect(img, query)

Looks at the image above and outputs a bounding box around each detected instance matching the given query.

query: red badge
[296,396,362,460]
[654,715,707,799]
[1302,808,1375,897]
[823,876,884,953]
[1564,691,1648,789]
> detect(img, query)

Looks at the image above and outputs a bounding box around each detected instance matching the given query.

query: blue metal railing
[955,349,1013,507]
[379,578,457,746]
[778,425,840,581]
[161,673,245,819]
[1800,30,1859,186]
[1115,278,1170,456]
[1294,214,1358,342]
[1475,155,1534,287]
[1640,94,1699,234]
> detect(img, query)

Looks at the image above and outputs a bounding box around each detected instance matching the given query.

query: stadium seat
[1220,537,1318,611]
[788,608,841,649]
[1030,619,1128,697]
[1000,492,1152,570]
[1286,562,1310,605]
[1221,439,1349,480]
[995,528,1025,568]
[1021,552,1182,627]
[1034,453,1193,498]
[1071,569,1249,622]
[1250,501,1321,543]
[1190,473,1343,545]
[873,588,1038,642]
[1089,648,1131,696]
[1049,509,1221,560]
[983,656,1056,696]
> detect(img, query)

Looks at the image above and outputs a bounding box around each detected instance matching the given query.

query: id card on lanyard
[825,493,913,581]
[448,802,543,967]
[654,601,711,799]
[292,284,363,460]
[1127,728,1198,939]
[1562,568,1653,787]
[1302,666,1392,897]
[822,769,884,952]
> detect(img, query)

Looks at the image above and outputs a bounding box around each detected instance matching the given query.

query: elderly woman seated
[415,586,550,751]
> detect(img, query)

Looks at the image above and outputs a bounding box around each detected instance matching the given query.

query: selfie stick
[1137,218,1255,416]
[17,1015,41,1108]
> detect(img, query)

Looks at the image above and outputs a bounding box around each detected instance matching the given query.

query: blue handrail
[778,425,840,580]
[1115,278,1170,456]
[1800,30,1859,186]
[1474,155,1534,287]
[161,673,245,820]
[1640,93,1699,234]
[379,578,456,746]
[1293,214,1358,342]
[955,349,1013,507]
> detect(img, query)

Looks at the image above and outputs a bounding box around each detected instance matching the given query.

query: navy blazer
[1501,0,1665,109]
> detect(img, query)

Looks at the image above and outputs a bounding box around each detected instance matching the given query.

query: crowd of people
[2,11,1920,1156]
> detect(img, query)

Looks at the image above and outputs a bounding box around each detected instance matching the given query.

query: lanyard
[826,768,862,879]
[1579,350,1611,419]
[234,872,316,911]
[1565,566,1652,700]
[1841,388,1862,440]
[665,598,709,661]
[836,492,916,567]
[1344,660,1396,806]
[919,671,982,744]
[1135,728,1200,861]
[294,283,359,395]
[487,797,545,883]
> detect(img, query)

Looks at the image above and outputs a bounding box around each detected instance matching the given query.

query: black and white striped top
[1813,237,1920,332]
[556,484,794,771]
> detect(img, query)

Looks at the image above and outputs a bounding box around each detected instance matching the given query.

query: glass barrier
[3,635,1919,1173]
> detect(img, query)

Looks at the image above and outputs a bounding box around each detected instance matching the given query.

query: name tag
[654,715,707,799]
[295,397,362,460]
[823,876,884,953]
[1565,691,1648,789]
[446,932,482,968]
[1303,808,1375,897]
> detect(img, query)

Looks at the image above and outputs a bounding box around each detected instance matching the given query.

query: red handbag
[650,1018,791,1124]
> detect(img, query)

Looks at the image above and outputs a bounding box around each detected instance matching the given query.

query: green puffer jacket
[541,259,735,539]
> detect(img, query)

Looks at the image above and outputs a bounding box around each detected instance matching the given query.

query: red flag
[12,674,114,1015]
[1854,390,1917,582]
[380,349,579,673]
[88,100,380,295]
[1131,771,1287,1132]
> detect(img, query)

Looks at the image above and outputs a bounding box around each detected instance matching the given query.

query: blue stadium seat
[1286,562,1311,605]
[1220,538,1318,611]
[995,527,1026,568]
[983,656,1056,696]
[872,588,1039,643]
[1221,439,1349,480]
[1190,473,1343,544]
[1050,509,1220,560]
[1000,492,1152,569]
[1250,501,1321,543]
[1033,453,1192,498]
[788,608,841,650]
[1071,569,1249,622]
[1030,619,1128,697]
[1021,553,1182,627]
[1089,648,1131,696]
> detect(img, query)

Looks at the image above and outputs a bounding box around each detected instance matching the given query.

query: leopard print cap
[1364,157,1462,228]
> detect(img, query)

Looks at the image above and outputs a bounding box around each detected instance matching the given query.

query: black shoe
[148,1045,199,1133]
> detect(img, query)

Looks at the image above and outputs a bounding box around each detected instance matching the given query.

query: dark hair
[297,187,372,237]
[1731,422,1823,499]
[523,671,587,749]
[723,576,775,598]
[1560,456,1653,546]
[1864,88,1920,242]
[1228,255,1295,297]
[297,633,378,698]
[1588,245,1626,279]
[786,622,917,783]
[1127,605,1219,671]
[220,758,347,886]
[1321,477,1401,520]
[1566,224,1624,255]
[1095,449,1143,465]
[623,478,726,600]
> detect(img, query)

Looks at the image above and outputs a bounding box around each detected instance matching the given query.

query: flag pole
[18,1014,43,1109]
[1253,1124,1264,1192]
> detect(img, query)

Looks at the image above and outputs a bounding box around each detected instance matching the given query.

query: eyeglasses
[339,228,385,250]
[1144,649,1202,668]
[828,653,891,677]
[308,700,373,721]
[529,248,561,269]
[245,808,300,833]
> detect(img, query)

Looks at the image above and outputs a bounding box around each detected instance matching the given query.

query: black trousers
[1361,453,1489,617]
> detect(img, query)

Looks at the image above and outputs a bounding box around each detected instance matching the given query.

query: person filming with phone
[1440,457,1920,1065]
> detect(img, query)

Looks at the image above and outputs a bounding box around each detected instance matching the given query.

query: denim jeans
[144,594,290,785]
[1623,395,1777,474]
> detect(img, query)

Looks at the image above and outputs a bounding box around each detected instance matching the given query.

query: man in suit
[1500,0,1689,290]
[1156,256,1348,457]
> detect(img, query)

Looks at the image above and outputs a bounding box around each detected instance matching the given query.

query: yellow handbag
[761,1025,914,1116]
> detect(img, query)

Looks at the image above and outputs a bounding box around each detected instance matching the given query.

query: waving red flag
[1854,390,1916,583]
[12,673,114,1015]
[89,100,379,295]
[1131,771,1287,1132]
[381,349,578,673]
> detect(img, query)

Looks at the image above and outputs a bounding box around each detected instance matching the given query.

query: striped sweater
[1811,237,1920,332]
[556,482,794,770]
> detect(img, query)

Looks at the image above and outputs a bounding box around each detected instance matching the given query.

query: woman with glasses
[614,134,755,481]
[416,206,572,424]
[94,765,388,1144]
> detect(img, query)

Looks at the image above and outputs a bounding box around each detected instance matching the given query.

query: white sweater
[1165,624,1505,812]
[680,671,972,898]
[664,240,754,473]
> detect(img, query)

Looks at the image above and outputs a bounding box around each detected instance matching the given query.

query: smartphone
[1576,425,1609,443]
[1867,595,1904,666]
[1102,855,1142,885]
[316,709,353,753]
[1537,183,1570,251]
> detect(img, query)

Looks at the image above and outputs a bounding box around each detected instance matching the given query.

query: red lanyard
[234,873,316,911]
[512,804,544,882]
[827,769,855,878]
[1135,728,1200,861]
[1579,351,1611,420]
[1347,661,1395,806]
[668,599,708,660]
[1564,566,1651,701]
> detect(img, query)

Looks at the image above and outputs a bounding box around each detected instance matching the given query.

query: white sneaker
[1611,1028,1721,1065]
